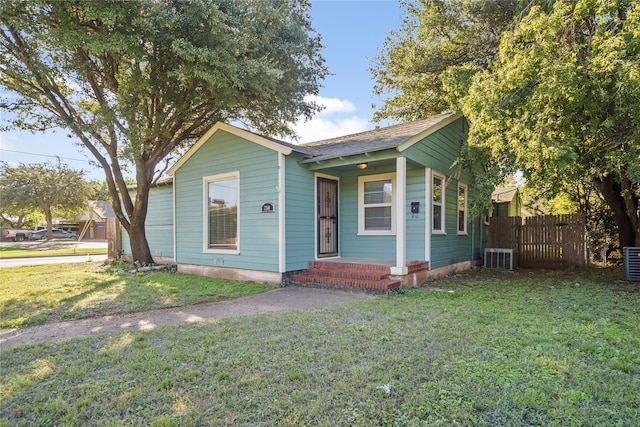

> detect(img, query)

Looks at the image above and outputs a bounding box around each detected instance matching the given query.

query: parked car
[2,228,32,242]
[29,228,78,240]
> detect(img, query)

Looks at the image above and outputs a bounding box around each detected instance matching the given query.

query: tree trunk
[105,165,155,265]
[44,205,53,240]
[594,175,638,248]
[128,219,154,264]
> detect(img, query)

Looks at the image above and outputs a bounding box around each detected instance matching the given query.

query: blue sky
[0,0,403,180]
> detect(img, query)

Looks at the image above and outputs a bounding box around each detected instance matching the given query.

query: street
[0,239,108,267]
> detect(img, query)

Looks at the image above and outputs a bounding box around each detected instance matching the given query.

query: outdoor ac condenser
[624,247,640,281]
[484,248,514,271]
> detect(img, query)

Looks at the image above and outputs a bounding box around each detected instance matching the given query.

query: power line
[0,148,90,163]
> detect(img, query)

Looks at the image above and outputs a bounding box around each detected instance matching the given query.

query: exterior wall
[284,154,316,270]
[494,202,510,217]
[429,179,483,269]
[338,165,397,259]
[173,130,280,273]
[405,164,426,261]
[77,220,107,239]
[120,183,175,261]
[403,117,484,269]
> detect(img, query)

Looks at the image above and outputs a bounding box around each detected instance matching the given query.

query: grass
[0,246,108,258]
[1,267,639,426]
[0,262,274,328]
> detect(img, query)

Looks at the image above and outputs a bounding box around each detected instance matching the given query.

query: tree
[457,0,640,247]
[0,160,90,238]
[0,0,328,263]
[370,0,528,122]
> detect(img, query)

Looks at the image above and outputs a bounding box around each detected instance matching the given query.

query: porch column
[391,157,408,275]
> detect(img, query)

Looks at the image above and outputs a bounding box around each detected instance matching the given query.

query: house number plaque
[261,202,275,213]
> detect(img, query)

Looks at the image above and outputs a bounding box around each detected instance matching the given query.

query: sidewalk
[0,287,373,349]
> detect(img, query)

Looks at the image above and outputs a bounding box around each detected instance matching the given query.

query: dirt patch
[0,287,373,349]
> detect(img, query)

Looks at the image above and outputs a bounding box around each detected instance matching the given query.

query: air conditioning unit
[484,248,514,271]
[624,247,640,281]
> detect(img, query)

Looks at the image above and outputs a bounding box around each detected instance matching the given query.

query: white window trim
[203,171,240,255]
[432,171,446,235]
[358,172,396,236]
[458,182,468,235]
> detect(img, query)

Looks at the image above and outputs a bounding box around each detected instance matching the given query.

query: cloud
[287,95,372,143]
[306,95,356,117]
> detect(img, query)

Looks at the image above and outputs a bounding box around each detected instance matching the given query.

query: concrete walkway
[0,287,373,349]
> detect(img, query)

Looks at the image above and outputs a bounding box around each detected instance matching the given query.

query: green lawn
[1,267,639,426]
[0,262,273,328]
[0,246,107,258]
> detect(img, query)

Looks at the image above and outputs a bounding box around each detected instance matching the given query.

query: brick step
[289,273,402,293]
[305,268,390,281]
[310,261,392,273]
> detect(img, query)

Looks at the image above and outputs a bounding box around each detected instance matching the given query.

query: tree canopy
[370,0,527,122]
[456,0,640,247]
[0,0,328,262]
[0,160,90,238]
[372,0,639,248]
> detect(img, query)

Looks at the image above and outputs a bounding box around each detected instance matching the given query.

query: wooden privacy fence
[487,214,587,268]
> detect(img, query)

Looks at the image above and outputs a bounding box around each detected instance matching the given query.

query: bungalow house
[122,111,486,291]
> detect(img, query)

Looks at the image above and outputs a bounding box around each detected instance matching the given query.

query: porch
[288,258,430,293]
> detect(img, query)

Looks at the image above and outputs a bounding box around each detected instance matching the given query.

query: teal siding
[404,117,466,178]
[402,117,484,269]
[339,165,396,259]
[121,184,174,259]
[284,154,315,270]
[406,164,426,261]
[337,163,425,261]
[431,187,482,265]
[174,130,280,272]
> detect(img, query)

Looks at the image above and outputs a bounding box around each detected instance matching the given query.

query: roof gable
[167,122,316,176]
[492,187,519,203]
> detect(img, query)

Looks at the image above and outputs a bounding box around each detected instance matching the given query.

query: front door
[317,177,339,257]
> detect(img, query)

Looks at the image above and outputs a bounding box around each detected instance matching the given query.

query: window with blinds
[205,172,239,251]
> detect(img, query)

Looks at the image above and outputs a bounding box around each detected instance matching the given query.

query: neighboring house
[491,187,522,217]
[74,201,116,239]
[122,111,486,291]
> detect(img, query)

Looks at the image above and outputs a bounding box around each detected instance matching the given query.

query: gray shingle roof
[298,112,456,163]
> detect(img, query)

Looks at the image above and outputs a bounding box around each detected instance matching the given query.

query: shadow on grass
[1,265,273,329]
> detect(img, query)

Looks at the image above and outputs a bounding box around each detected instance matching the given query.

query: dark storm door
[317,177,339,257]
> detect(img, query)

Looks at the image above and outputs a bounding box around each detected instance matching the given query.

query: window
[204,172,239,252]
[458,183,467,234]
[358,173,395,235]
[432,173,445,233]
